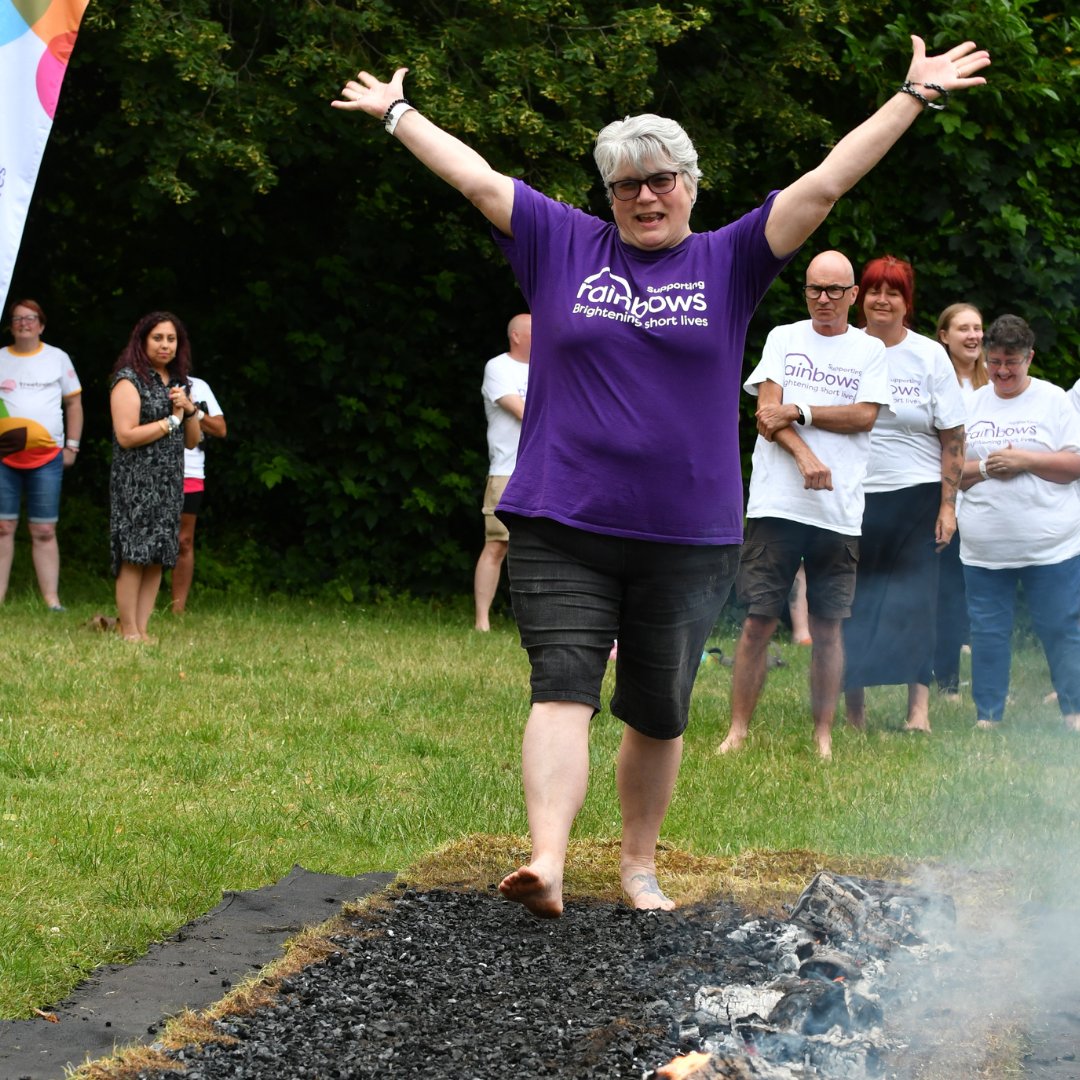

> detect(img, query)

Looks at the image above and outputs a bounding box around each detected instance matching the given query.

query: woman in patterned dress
[109,312,201,641]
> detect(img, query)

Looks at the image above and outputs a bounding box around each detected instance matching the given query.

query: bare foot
[845,711,866,731]
[621,871,675,912]
[1044,690,1059,705]
[902,722,931,733]
[974,719,998,731]
[1063,714,1080,733]
[814,731,833,760]
[122,634,143,643]
[716,726,747,754]
[498,865,563,918]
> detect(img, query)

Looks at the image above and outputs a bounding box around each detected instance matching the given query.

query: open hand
[906,34,990,97]
[331,66,408,119]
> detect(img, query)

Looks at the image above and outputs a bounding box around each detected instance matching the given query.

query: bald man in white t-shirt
[474,314,530,630]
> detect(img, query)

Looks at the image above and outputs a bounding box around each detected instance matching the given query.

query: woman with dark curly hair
[109,312,200,641]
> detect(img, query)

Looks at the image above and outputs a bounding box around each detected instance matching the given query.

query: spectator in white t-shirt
[170,374,226,614]
[473,314,530,630]
[842,257,967,734]
[931,302,986,701]
[718,250,891,759]
[0,298,83,610]
[959,314,1080,732]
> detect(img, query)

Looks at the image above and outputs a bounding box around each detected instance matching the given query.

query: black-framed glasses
[11,314,40,324]
[608,171,679,201]
[802,284,855,300]
[986,356,1029,369]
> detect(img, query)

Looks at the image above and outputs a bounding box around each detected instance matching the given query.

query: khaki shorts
[482,475,511,542]
[736,516,859,621]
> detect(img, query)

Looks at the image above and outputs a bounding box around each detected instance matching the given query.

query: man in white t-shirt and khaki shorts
[474,314,530,630]
[718,251,892,758]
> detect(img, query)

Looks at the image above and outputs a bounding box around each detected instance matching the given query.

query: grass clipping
[72,837,999,1080]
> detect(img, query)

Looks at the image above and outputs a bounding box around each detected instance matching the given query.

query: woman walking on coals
[109,312,201,642]
[333,37,989,915]
[843,257,967,733]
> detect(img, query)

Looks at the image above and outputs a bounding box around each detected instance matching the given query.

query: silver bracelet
[978,459,989,480]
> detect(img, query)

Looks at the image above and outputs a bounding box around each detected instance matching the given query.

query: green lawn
[1,594,1077,1018]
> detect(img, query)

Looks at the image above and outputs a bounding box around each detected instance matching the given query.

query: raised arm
[332,67,515,236]
[765,35,990,258]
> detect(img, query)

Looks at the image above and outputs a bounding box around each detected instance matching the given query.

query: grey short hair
[593,114,702,204]
[984,313,1035,355]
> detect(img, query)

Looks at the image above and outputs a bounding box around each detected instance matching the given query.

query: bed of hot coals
[131,873,960,1079]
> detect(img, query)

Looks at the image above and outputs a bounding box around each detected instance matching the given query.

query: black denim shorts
[502,514,738,739]
[736,516,859,621]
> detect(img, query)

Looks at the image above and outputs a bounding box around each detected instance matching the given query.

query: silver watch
[167,414,181,431]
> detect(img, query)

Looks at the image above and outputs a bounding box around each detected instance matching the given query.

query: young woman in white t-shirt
[929,303,985,700]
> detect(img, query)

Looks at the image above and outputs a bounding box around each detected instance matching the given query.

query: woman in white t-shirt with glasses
[0,299,83,611]
[959,314,1080,732]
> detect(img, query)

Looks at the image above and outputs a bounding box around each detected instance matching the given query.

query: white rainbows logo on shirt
[784,353,861,391]
[968,419,1038,441]
[571,267,708,329]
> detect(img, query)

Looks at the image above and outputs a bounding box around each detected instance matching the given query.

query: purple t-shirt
[495,179,789,544]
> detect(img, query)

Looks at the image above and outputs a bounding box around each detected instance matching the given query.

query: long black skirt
[843,482,942,689]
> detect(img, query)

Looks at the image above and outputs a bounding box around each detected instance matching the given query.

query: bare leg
[136,565,163,639]
[473,539,508,631]
[0,519,16,602]
[809,615,844,759]
[499,700,592,917]
[904,682,931,732]
[617,726,681,910]
[719,613,779,753]
[789,563,811,644]
[171,513,197,613]
[115,562,145,640]
[28,522,61,608]
[844,686,866,731]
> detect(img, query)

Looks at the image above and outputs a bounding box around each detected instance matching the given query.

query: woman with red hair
[843,256,967,733]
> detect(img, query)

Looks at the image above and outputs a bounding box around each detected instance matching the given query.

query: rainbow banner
[0,0,89,313]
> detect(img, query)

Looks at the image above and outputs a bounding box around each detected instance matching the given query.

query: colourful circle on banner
[0,1,32,48]
[1,0,87,46]
[14,0,52,24]
[36,29,76,118]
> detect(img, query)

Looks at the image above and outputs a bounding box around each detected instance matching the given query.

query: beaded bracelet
[383,98,415,135]
[899,80,949,111]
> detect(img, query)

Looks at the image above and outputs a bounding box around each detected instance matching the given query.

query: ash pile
[655,871,956,1079]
